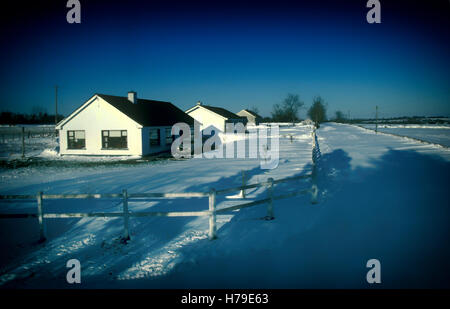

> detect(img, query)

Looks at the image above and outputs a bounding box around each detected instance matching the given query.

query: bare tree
[307,96,327,128]
[271,93,304,124]
[335,110,346,123]
[249,106,260,115]
[31,106,47,117]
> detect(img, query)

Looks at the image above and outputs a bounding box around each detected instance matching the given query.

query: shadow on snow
[119,148,450,289]
[1,147,450,288]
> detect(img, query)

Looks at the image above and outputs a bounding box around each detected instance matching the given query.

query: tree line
[269,93,327,127]
[0,111,64,125]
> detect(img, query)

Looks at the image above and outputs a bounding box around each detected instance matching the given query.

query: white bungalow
[185,101,247,133]
[237,109,263,125]
[55,91,194,156]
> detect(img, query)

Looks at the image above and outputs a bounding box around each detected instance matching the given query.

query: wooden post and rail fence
[0,126,57,159]
[0,126,321,242]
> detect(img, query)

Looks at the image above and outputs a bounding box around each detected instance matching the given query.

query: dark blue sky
[0,0,449,119]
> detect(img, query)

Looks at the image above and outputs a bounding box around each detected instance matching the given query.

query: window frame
[165,127,174,146]
[101,130,128,150]
[67,130,86,150]
[149,128,161,147]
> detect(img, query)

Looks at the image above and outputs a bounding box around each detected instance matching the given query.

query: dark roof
[200,105,242,119]
[97,94,194,126]
[242,109,262,119]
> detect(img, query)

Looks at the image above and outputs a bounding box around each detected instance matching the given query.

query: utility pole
[21,126,25,159]
[54,85,58,127]
[54,85,58,139]
[375,105,378,133]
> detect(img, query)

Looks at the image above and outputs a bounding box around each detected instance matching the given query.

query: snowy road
[1,123,449,288]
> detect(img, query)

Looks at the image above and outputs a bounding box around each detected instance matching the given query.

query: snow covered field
[0,137,57,160]
[0,125,57,160]
[359,124,450,147]
[0,123,449,288]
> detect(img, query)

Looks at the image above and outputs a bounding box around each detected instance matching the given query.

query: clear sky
[0,0,449,119]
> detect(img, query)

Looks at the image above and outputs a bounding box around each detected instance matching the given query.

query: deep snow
[0,123,449,288]
[359,124,450,148]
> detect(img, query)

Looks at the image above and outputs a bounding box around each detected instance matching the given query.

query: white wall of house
[58,96,143,156]
[186,107,226,132]
[237,110,257,124]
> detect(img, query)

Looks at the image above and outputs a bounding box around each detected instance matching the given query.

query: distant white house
[55,91,194,156]
[237,109,263,125]
[301,119,314,126]
[185,102,247,133]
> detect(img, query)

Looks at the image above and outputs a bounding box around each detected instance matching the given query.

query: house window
[175,127,195,151]
[165,127,173,145]
[67,130,86,149]
[102,130,127,149]
[150,128,160,146]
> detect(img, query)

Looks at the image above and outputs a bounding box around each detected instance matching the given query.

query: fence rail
[0,126,56,139]
[0,127,320,242]
[0,126,57,159]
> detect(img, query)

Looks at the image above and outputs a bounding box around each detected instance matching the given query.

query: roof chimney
[128,91,137,104]
[196,101,202,106]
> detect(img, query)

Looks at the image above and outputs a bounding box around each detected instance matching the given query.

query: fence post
[311,128,316,149]
[208,188,217,240]
[21,127,25,159]
[311,128,318,204]
[240,170,246,199]
[122,189,130,242]
[265,178,274,220]
[36,191,46,243]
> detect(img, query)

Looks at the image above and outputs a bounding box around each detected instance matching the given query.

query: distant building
[301,119,314,126]
[55,91,194,156]
[237,109,263,125]
[185,102,247,133]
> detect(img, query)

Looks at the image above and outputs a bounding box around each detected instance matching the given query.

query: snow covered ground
[0,123,449,288]
[0,137,57,160]
[0,125,57,160]
[359,124,450,147]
